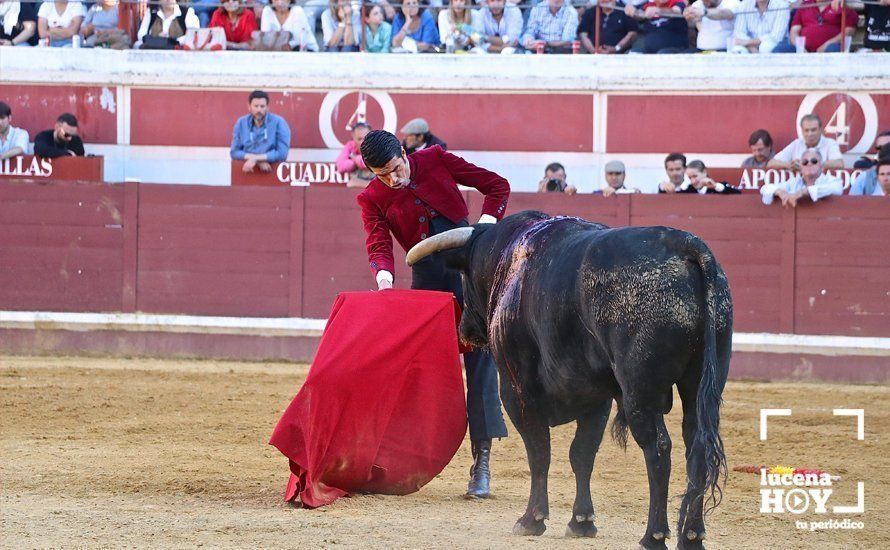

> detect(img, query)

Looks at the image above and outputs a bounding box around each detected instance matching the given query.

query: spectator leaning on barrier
[0,102,29,159]
[741,129,774,168]
[850,143,890,195]
[322,0,360,51]
[537,162,578,195]
[853,130,890,169]
[684,0,738,51]
[0,0,38,46]
[34,113,85,158]
[363,4,392,52]
[578,0,639,53]
[730,0,790,53]
[769,113,844,171]
[598,160,641,195]
[230,90,291,174]
[261,0,319,51]
[846,0,890,52]
[400,118,447,155]
[683,160,742,193]
[657,152,689,192]
[777,0,857,53]
[761,148,843,206]
[477,0,523,53]
[521,0,579,53]
[391,0,440,53]
[625,0,690,53]
[37,0,85,47]
[136,0,199,49]
[211,0,259,50]
[80,0,130,49]
[337,122,376,188]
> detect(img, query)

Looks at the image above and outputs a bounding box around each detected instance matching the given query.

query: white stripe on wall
[2,311,888,357]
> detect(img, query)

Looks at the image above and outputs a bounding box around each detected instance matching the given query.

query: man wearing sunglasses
[760,148,843,206]
[33,113,85,159]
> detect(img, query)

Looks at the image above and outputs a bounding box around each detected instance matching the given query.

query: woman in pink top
[336,122,374,188]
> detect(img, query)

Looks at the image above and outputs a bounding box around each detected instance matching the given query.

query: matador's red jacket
[356,145,510,277]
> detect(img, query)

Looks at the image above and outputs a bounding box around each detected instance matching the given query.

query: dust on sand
[1,355,887,549]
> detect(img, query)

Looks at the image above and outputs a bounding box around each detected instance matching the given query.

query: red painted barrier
[0,156,104,182]
[2,181,888,338]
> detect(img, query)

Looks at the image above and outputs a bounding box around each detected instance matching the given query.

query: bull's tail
[687,240,728,517]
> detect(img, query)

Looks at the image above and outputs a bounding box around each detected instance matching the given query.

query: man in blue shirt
[230,90,291,173]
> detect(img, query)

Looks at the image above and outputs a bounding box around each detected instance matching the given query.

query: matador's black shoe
[465,439,492,499]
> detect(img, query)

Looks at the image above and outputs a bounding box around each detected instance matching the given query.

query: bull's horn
[406,227,474,266]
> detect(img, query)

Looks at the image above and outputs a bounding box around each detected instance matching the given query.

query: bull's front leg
[502,392,551,536]
[566,399,611,538]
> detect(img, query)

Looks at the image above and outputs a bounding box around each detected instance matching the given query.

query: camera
[545,178,564,192]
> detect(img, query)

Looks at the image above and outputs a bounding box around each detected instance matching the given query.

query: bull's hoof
[639,531,671,550]
[676,530,706,550]
[565,518,597,538]
[512,516,547,536]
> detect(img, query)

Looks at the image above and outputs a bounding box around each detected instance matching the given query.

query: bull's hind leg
[502,394,551,536]
[566,398,611,538]
[676,374,707,550]
[625,396,673,550]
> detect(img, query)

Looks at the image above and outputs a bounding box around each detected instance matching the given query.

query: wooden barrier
[0,156,104,182]
[1,181,888,338]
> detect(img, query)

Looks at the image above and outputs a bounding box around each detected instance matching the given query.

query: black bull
[406,211,732,550]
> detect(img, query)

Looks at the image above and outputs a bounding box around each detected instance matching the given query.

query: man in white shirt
[769,113,844,171]
[761,148,843,206]
[0,102,29,159]
[684,0,739,51]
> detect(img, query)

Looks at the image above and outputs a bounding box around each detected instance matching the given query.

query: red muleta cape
[269,290,468,508]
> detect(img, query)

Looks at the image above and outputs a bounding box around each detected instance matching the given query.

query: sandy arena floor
[1,355,887,549]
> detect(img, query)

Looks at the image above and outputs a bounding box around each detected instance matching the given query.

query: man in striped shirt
[731,0,790,52]
[521,0,579,52]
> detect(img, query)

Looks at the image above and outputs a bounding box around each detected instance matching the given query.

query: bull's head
[406,211,551,349]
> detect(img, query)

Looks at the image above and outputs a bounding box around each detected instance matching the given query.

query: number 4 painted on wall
[825,103,849,146]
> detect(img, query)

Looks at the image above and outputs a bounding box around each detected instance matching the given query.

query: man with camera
[536,162,578,194]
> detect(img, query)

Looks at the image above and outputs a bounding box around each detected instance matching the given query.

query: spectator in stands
[261,0,319,50]
[684,0,738,51]
[439,0,482,52]
[625,0,689,53]
[0,0,38,46]
[136,0,199,49]
[683,160,742,193]
[731,0,790,53]
[363,4,392,52]
[321,0,360,51]
[874,157,890,197]
[34,113,85,158]
[769,114,844,170]
[477,0,523,53]
[80,0,129,48]
[598,160,641,195]
[37,0,85,47]
[850,143,890,195]
[846,0,890,52]
[400,118,447,154]
[579,0,639,53]
[230,90,291,173]
[336,122,376,188]
[658,152,688,192]
[854,131,890,169]
[0,102,29,159]
[760,149,843,206]
[537,162,578,194]
[778,0,857,52]
[742,129,774,168]
[211,0,259,50]
[392,0,440,53]
[521,0,579,53]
